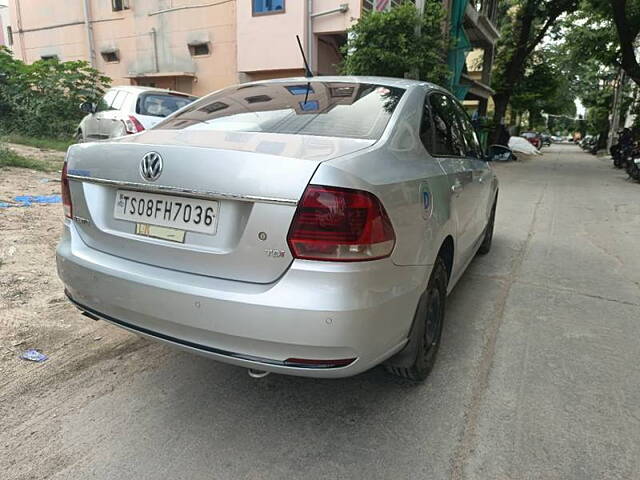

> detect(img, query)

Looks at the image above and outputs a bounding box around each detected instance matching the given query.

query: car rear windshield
[154,82,406,140]
[136,93,197,118]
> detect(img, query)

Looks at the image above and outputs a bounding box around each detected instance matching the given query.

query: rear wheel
[386,257,448,381]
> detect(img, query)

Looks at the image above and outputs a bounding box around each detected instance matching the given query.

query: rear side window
[111,91,129,111]
[449,98,482,159]
[419,97,434,152]
[97,90,118,112]
[429,93,465,157]
[137,94,197,118]
[155,82,405,140]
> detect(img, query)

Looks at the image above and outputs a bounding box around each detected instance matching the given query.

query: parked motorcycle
[580,135,598,153]
[610,129,634,169]
[625,151,640,181]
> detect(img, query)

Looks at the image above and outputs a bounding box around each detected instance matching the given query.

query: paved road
[3,144,640,479]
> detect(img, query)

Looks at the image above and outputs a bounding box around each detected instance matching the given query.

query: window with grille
[189,43,210,57]
[101,50,120,63]
[6,26,13,46]
[112,0,130,12]
[40,54,59,61]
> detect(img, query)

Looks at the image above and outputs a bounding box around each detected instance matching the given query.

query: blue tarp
[0,195,62,208]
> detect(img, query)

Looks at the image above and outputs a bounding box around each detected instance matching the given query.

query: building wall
[236,0,306,75]
[236,0,360,79]
[312,0,360,35]
[6,0,496,100]
[0,0,10,47]
[7,0,238,96]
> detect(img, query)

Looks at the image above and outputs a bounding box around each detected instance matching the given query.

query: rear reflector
[124,115,145,134]
[61,162,72,219]
[287,185,395,261]
[284,358,356,368]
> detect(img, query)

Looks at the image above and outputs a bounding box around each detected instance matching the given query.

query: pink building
[5,0,371,96]
[0,0,10,47]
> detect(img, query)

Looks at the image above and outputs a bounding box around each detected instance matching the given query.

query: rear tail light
[61,162,72,219]
[287,185,395,262]
[124,115,145,134]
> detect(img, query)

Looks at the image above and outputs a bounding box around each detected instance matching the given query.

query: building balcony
[464,0,500,47]
[460,72,494,101]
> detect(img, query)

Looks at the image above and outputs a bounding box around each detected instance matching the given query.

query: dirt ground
[0,159,74,376]
[1,145,155,478]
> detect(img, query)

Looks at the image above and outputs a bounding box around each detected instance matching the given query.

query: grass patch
[0,145,61,172]
[0,134,74,152]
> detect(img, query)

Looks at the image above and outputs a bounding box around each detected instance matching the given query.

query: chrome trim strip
[67,174,298,206]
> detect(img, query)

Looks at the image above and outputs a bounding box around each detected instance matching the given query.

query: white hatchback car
[77,86,197,142]
[58,77,499,381]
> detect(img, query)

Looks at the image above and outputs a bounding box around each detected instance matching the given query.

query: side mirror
[79,102,96,114]
[486,144,515,162]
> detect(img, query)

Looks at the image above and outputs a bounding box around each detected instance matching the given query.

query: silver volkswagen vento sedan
[57,77,498,381]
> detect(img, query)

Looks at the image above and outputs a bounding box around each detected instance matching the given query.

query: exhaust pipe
[248,368,270,379]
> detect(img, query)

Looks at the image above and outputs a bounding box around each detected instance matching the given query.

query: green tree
[585,0,640,85]
[490,0,579,141]
[0,47,110,138]
[509,48,577,130]
[556,7,634,147]
[340,2,449,86]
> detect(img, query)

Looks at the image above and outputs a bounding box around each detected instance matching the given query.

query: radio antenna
[296,35,313,78]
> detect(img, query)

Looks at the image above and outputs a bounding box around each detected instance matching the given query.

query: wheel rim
[423,288,443,352]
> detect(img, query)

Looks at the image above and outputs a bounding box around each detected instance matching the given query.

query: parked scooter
[580,135,599,154]
[625,149,640,181]
[610,128,634,169]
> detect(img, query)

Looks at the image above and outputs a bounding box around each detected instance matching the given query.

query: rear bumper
[56,221,428,378]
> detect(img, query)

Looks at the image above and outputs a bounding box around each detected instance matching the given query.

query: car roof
[234,75,444,92]
[110,85,194,96]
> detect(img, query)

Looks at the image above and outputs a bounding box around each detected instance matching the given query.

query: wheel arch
[384,236,454,370]
[437,235,454,286]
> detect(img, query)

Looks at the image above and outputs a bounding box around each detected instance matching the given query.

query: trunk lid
[66,130,374,283]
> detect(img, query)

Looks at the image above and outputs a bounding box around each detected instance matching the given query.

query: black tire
[386,257,448,382]
[477,199,497,255]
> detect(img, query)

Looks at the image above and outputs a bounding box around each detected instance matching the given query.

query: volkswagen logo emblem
[140,152,163,182]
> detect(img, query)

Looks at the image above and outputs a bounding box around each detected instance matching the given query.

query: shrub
[0,47,111,138]
[340,1,450,86]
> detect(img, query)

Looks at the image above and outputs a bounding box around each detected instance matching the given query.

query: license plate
[113,190,219,235]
